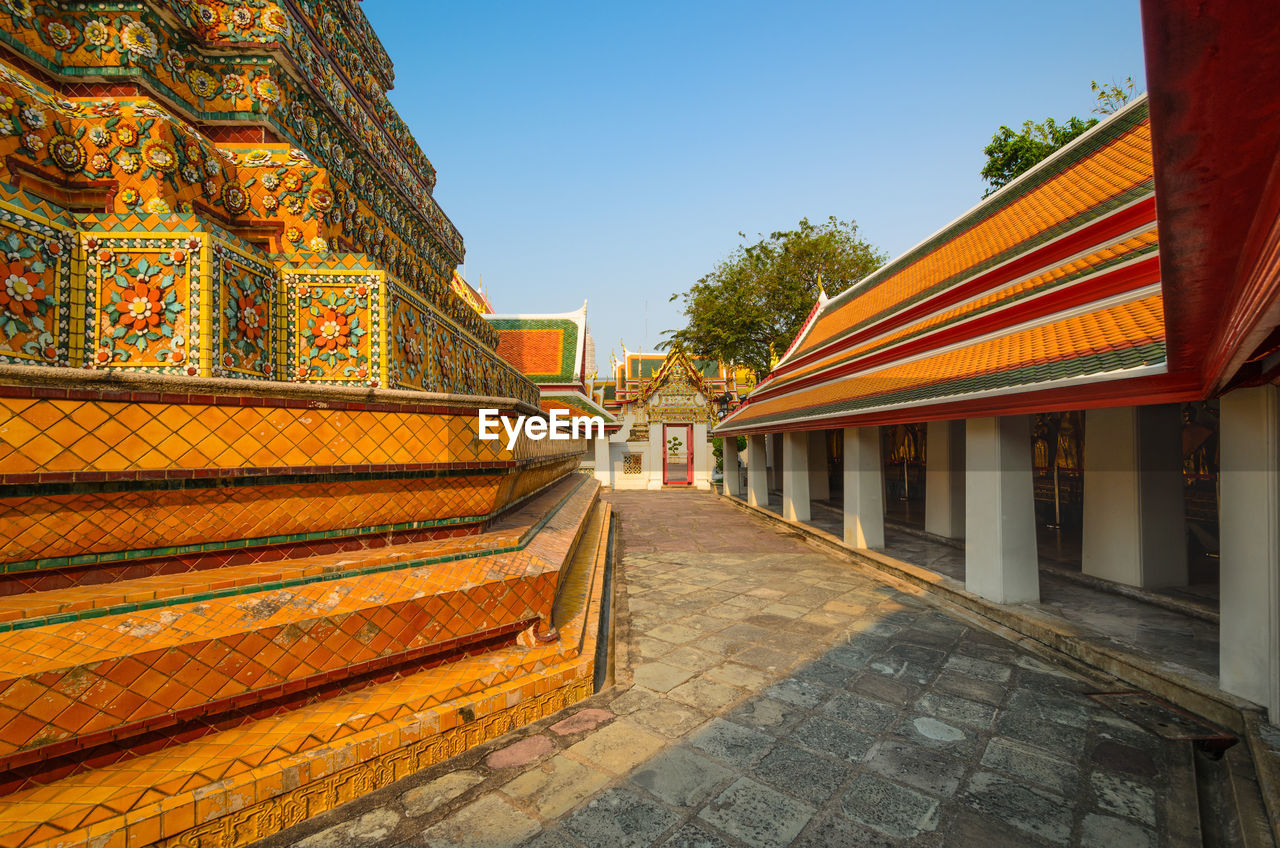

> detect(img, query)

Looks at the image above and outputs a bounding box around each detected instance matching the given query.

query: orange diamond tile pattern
[0,474,501,567]
[0,479,606,848]
[495,328,566,377]
[0,396,513,475]
[0,477,597,765]
[0,476,583,626]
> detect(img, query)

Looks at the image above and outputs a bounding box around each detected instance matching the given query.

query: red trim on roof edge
[715,372,1199,436]
[769,197,1158,382]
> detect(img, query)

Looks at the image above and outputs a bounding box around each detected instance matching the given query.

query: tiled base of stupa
[0,372,609,848]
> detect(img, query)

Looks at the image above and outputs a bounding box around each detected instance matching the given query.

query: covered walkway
[738,489,1219,688]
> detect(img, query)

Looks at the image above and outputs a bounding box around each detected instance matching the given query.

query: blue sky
[364,1,1147,377]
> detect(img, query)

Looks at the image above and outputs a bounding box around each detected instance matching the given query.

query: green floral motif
[298,283,368,379]
[218,253,272,376]
[100,252,187,363]
[391,297,428,389]
[0,229,61,361]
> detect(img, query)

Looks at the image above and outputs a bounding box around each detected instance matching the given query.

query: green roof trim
[488,316,580,382]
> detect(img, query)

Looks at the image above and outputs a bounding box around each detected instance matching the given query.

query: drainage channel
[592,510,616,693]
[1090,692,1275,847]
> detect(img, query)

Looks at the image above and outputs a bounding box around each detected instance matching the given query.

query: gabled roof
[451,270,493,315]
[632,349,717,405]
[618,351,723,383]
[539,389,618,425]
[487,303,587,386]
[718,96,1195,434]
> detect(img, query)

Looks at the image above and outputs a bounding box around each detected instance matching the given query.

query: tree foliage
[980,77,1142,198]
[1090,76,1136,114]
[979,116,1097,197]
[659,217,885,381]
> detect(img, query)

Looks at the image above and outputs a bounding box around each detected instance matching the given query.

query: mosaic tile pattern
[0,4,467,305]
[0,390,546,477]
[0,51,535,396]
[213,241,276,379]
[0,192,75,368]
[0,472,504,568]
[0,479,608,848]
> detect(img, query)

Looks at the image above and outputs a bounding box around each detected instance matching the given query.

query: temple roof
[717,97,1181,434]
[607,350,741,412]
[539,389,617,424]
[487,304,588,386]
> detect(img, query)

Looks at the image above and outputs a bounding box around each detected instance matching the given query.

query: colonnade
[719,390,1280,722]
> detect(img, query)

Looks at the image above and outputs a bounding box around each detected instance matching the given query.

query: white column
[723,435,742,497]
[844,426,884,548]
[965,416,1039,603]
[747,434,768,508]
[808,430,830,501]
[593,437,612,487]
[1082,405,1187,587]
[1219,385,1280,721]
[925,420,965,539]
[782,431,811,522]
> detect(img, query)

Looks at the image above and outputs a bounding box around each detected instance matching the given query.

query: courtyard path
[268,489,1186,848]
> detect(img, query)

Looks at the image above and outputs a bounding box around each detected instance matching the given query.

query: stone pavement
[764,491,1220,685]
[261,490,1191,848]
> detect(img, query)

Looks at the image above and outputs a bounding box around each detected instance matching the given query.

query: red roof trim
[717,372,1198,436]
[745,256,1162,405]
[766,196,1158,382]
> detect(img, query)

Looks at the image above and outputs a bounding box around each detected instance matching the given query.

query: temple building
[487,303,619,474]
[592,349,750,489]
[489,302,614,423]
[715,6,1280,732]
[0,3,610,847]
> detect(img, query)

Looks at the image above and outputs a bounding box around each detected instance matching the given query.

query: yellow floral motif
[141,138,178,173]
[120,20,159,58]
[189,69,218,99]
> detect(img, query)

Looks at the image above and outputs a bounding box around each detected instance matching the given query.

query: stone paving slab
[257,491,1198,848]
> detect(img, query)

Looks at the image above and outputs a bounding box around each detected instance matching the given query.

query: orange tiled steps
[0,452,584,580]
[0,474,586,627]
[0,477,598,770]
[0,498,613,848]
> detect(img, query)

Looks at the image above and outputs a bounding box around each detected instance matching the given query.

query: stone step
[0,474,585,628]
[0,498,612,848]
[0,477,597,769]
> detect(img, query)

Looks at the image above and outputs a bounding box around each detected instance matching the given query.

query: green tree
[980,116,1098,197]
[659,217,885,380]
[980,77,1143,197]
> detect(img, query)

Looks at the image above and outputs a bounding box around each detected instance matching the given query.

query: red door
[663,424,693,485]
